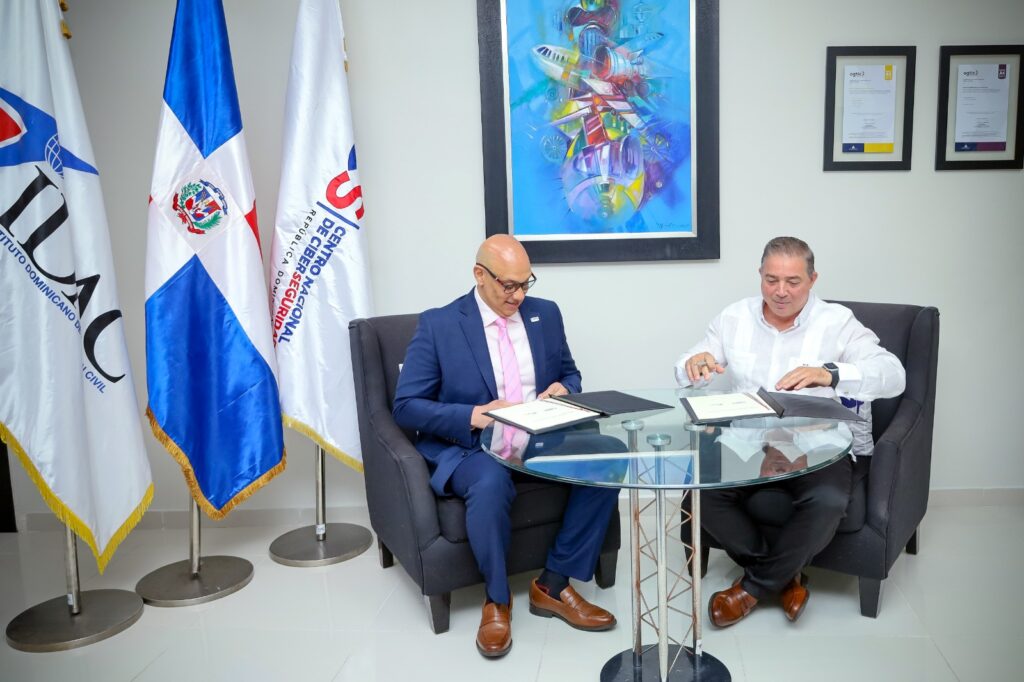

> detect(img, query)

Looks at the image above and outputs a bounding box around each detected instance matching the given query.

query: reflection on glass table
[481,389,853,682]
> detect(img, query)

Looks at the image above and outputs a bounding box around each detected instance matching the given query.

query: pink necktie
[495,317,523,403]
[495,317,523,458]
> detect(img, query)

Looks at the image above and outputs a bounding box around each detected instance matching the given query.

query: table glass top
[480,389,853,490]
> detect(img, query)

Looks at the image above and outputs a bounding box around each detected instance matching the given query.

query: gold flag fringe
[0,420,154,574]
[283,414,364,473]
[146,407,287,520]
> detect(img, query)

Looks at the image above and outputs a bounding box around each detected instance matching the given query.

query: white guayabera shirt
[674,294,906,457]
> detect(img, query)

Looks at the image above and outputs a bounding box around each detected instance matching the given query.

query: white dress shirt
[674,294,905,456]
[474,288,537,402]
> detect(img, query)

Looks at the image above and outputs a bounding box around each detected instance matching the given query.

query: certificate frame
[476,0,720,263]
[823,46,916,171]
[935,45,1024,171]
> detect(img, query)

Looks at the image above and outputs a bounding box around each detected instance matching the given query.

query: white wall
[9,0,1024,523]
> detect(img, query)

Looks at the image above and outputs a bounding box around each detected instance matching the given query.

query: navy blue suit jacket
[393,290,582,496]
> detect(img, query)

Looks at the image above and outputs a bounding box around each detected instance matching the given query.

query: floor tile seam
[365,580,400,628]
[722,632,748,682]
[531,632,545,682]
[128,631,186,682]
[729,632,937,642]
[881,575,932,635]
[329,653,352,682]
[926,637,962,682]
[885,568,958,634]
[197,622,336,633]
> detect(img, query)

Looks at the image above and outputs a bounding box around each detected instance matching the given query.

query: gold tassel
[146,407,288,520]
[283,414,364,472]
[61,20,71,39]
[1,421,154,573]
[60,1,69,10]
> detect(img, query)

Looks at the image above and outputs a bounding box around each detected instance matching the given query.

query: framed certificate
[476,0,720,263]
[823,46,917,171]
[936,45,1024,170]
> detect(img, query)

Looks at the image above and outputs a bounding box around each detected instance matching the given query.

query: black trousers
[701,457,854,599]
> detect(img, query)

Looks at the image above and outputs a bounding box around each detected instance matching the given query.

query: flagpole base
[5,589,143,652]
[135,556,253,607]
[269,523,372,567]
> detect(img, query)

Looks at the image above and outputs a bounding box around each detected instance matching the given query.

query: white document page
[487,398,600,433]
[684,392,777,422]
[842,64,897,146]
[955,63,1011,145]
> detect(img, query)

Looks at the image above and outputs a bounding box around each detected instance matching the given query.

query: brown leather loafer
[781,574,809,622]
[528,579,616,631]
[709,578,758,628]
[476,601,512,658]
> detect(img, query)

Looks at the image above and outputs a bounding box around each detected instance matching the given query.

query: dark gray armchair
[685,301,940,617]
[349,314,619,633]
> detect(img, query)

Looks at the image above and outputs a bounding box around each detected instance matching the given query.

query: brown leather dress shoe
[781,574,809,622]
[476,601,512,658]
[708,578,758,628]
[528,579,616,631]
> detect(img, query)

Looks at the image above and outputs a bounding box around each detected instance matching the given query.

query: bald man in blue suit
[393,235,618,658]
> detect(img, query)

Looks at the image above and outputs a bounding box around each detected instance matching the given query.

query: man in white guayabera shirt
[674,236,906,628]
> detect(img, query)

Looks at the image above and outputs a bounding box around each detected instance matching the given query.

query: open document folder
[485,399,601,435]
[681,387,867,425]
[485,391,673,435]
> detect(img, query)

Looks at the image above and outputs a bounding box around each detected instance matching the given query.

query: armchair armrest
[364,413,442,549]
[865,397,931,547]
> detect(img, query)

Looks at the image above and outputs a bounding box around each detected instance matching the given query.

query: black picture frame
[476,0,719,263]
[823,46,916,171]
[935,45,1024,171]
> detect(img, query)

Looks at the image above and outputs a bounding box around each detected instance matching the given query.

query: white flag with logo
[271,0,372,470]
[0,0,153,571]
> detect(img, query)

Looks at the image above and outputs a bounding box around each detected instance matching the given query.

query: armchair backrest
[829,301,940,441]
[349,314,421,441]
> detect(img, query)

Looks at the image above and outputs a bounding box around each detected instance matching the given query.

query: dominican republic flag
[270,0,371,470]
[146,0,285,518]
[0,0,152,571]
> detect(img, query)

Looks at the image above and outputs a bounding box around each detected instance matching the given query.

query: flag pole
[5,525,143,652]
[134,496,253,606]
[269,444,372,567]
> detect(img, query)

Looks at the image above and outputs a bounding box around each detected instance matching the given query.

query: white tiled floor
[2,504,1022,681]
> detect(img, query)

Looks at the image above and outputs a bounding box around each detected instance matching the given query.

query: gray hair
[761,236,815,276]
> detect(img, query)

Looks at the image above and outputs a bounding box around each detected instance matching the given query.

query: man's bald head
[476,234,530,272]
[473,235,534,318]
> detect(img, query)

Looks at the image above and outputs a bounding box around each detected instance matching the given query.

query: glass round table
[481,388,853,682]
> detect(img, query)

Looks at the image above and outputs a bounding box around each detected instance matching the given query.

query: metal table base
[611,424,731,681]
[601,645,730,682]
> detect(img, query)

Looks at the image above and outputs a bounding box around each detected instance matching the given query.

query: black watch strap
[823,362,840,388]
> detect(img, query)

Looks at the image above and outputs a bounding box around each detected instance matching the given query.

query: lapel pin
[530,316,540,322]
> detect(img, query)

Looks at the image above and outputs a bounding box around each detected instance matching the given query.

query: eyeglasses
[475,262,537,294]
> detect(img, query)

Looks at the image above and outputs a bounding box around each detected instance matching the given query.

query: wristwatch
[823,362,840,389]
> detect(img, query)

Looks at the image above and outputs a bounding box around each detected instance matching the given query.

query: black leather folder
[552,390,674,416]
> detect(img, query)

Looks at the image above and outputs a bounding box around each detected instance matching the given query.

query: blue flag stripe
[162,0,242,159]
[145,256,283,510]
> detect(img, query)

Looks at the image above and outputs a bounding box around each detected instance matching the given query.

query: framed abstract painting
[477,0,719,263]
